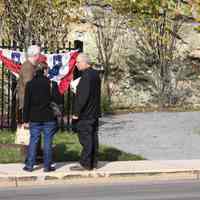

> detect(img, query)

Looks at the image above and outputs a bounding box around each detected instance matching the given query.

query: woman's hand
[22,123,29,129]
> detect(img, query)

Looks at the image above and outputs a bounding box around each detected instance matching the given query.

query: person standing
[17,45,43,162]
[23,63,58,172]
[17,45,41,112]
[71,53,101,171]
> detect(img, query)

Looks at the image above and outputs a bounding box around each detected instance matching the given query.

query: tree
[106,0,198,107]
[83,2,127,104]
[0,0,83,49]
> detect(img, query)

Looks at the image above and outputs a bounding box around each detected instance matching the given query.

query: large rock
[67,21,200,108]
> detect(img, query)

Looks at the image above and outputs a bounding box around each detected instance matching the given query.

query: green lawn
[0,131,145,163]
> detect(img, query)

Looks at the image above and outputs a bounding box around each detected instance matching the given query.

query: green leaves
[106,0,196,20]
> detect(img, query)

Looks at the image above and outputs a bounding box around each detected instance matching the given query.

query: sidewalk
[1,160,200,187]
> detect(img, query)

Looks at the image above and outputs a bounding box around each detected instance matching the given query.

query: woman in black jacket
[23,63,58,172]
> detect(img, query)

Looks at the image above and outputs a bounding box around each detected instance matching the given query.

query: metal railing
[0,39,83,131]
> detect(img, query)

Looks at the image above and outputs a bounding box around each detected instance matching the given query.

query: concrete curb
[0,169,200,187]
[1,160,200,187]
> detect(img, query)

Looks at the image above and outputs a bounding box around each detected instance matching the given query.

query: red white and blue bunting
[0,49,79,94]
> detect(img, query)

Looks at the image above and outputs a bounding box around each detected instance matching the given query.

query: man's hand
[72,115,79,120]
[70,115,79,123]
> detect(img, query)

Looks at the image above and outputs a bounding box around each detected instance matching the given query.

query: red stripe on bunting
[0,51,21,74]
[58,51,79,94]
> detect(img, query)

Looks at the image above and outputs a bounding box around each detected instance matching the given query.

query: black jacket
[51,81,64,106]
[73,67,101,120]
[23,73,57,123]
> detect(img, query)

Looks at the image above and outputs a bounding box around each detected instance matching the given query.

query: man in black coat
[71,53,101,171]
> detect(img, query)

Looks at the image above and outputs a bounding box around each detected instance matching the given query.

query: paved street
[1,180,200,200]
[99,112,200,160]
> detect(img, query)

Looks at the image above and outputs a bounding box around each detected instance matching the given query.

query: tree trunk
[101,74,112,109]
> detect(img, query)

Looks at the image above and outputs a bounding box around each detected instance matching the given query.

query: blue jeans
[25,121,57,169]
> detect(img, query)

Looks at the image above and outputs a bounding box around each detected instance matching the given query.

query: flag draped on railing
[0,49,79,94]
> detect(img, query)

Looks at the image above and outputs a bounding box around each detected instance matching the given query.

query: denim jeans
[25,121,57,169]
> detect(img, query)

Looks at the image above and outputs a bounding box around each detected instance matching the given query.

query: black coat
[50,81,64,106]
[23,73,58,123]
[73,67,101,120]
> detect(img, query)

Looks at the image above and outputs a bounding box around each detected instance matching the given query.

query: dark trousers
[76,118,99,169]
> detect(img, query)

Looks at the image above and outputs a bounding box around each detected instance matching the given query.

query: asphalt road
[100,112,200,159]
[1,180,200,200]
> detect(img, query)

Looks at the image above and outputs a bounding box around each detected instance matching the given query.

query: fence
[0,39,83,131]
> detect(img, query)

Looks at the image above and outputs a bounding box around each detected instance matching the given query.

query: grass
[0,145,23,163]
[0,131,145,163]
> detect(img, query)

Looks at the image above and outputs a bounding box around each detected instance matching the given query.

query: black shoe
[51,162,56,168]
[23,166,33,172]
[35,157,43,165]
[93,166,98,170]
[70,164,92,171]
[43,166,56,172]
[93,163,98,169]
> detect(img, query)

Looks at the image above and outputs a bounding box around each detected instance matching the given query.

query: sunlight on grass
[0,131,145,163]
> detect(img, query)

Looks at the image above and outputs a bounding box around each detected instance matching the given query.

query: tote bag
[15,126,30,146]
